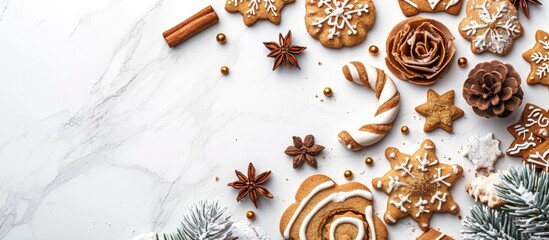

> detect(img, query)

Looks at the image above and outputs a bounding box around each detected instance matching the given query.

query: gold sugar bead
[246,210,255,220]
[458,57,468,68]
[369,45,379,56]
[365,157,374,166]
[344,170,353,179]
[323,87,333,97]
[216,33,227,44]
[401,126,410,135]
[220,66,230,75]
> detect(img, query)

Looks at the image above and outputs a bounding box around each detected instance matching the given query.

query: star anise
[511,0,542,18]
[227,163,273,208]
[263,30,306,71]
[284,135,325,169]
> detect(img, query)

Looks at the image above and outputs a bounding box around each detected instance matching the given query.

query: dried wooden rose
[385,16,456,85]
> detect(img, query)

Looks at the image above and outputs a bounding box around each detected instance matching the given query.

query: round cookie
[372,139,463,231]
[305,0,376,48]
[280,174,388,239]
[385,17,455,85]
[459,0,523,56]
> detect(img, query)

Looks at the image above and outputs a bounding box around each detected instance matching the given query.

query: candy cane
[339,61,401,151]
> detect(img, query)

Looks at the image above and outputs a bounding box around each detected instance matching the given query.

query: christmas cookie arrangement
[142,2,549,239]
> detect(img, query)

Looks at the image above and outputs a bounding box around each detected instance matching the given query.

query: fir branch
[462,205,527,240]
[156,200,233,240]
[497,166,549,239]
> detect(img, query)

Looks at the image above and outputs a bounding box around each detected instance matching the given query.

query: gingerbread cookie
[305,0,376,48]
[280,174,388,239]
[385,17,455,85]
[459,0,523,56]
[372,139,463,231]
[465,172,505,208]
[339,62,400,151]
[398,0,464,17]
[523,30,549,89]
[417,229,454,240]
[507,103,549,171]
[225,0,294,26]
[462,133,502,174]
[415,89,464,133]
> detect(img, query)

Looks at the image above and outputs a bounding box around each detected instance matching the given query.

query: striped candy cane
[339,61,401,151]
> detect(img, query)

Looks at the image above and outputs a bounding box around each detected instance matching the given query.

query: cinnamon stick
[163,5,219,48]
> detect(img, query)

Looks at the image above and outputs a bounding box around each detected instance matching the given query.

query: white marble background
[0,0,547,239]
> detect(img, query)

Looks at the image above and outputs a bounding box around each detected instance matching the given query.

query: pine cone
[463,60,523,118]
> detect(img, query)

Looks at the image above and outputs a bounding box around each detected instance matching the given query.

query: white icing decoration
[427,0,441,9]
[311,0,370,40]
[424,144,434,150]
[452,165,459,174]
[395,157,415,178]
[414,197,430,217]
[435,233,446,240]
[328,217,365,240]
[386,214,396,223]
[431,168,451,187]
[416,153,438,172]
[299,189,374,239]
[365,205,376,240]
[430,191,447,210]
[228,0,278,17]
[446,0,460,9]
[402,0,419,9]
[339,62,400,150]
[390,152,396,159]
[390,194,411,212]
[283,181,335,238]
[531,35,549,79]
[466,172,503,208]
[462,133,502,173]
[387,176,407,193]
[461,0,521,54]
[525,107,549,129]
[377,180,383,189]
[450,205,457,211]
[508,123,543,155]
[527,148,549,172]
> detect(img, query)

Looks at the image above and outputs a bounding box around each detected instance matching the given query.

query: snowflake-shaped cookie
[225,0,295,26]
[372,139,463,231]
[462,133,502,174]
[523,30,549,89]
[305,0,376,48]
[459,0,523,56]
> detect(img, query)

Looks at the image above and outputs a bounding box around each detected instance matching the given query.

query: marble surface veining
[0,0,547,239]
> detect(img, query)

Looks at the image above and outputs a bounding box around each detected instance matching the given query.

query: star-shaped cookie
[415,89,464,133]
[523,30,549,89]
[462,133,502,174]
[372,139,463,231]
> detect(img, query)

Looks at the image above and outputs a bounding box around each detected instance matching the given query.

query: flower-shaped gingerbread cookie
[305,0,376,48]
[280,174,388,239]
[523,30,549,89]
[225,0,294,26]
[459,0,523,56]
[372,139,463,231]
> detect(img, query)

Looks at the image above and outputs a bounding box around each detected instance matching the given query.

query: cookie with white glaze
[398,0,463,17]
[280,174,388,239]
[372,139,463,231]
[305,0,376,48]
[465,172,505,208]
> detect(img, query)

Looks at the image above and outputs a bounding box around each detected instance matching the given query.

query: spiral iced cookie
[280,174,388,240]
